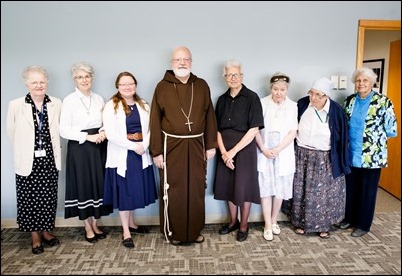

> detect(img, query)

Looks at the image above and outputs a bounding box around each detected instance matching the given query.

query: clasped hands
[263,147,278,159]
[87,131,106,144]
[221,150,235,170]
[133,143,145,155]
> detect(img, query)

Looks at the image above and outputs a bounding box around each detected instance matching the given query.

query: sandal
[319,232,330,239]
[194,235,205,243]
[169,239,182,246]
[272,223,281,235]
[295,228,305,235]
[263,228,273,241]
[169,238,192,246]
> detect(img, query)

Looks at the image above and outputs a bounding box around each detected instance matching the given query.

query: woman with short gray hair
[340,67,397,237]
[7,65,62,254]
[60,61,112,243]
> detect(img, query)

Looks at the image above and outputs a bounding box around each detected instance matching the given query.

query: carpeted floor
[1,189,400,275]
[1,211,400,275]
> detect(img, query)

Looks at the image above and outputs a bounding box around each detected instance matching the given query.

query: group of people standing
[6,46,397,255]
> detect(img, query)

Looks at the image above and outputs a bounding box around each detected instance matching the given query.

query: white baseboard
[1,212,288,229]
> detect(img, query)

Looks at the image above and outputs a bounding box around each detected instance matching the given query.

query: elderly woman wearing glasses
[340,68,397,238]
[290,77,350,239]
[214,60,264,242]
[255,72,298,241]
[60,62,113,244]
[7,65,62,254]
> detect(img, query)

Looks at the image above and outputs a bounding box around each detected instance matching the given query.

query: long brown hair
[110,71,146,114]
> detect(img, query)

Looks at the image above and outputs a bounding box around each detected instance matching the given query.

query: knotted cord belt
[161,130,204,242]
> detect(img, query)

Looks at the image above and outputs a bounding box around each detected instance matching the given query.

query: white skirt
[258,131,293,199]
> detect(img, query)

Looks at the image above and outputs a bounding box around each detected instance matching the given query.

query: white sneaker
[272,223,281,235]
[263,228,273,241]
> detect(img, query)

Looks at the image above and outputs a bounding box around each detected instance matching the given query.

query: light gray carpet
[1,212,400,275]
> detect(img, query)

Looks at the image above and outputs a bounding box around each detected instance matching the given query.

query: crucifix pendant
[185,118,193,131]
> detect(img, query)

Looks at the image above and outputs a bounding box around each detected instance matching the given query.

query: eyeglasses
[270,76,290,83]
[118,83,136,87]
[307,90,326,100]
[30,81,47,86]
[171,58,192,63]
[75,75,92,81]
[224,73,243,80]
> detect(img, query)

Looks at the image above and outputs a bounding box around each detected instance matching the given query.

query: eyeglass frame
[75,75,92,81]
[171,58,192,63]
[224,73,243,80]
[29,81,48,86]
[118,83,136,87]
[307,90,327,100]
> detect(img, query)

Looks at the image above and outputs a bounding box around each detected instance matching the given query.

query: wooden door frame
[356,19,401,67]
[357,19,401,199]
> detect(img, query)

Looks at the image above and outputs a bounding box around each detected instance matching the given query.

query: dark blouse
[215,84,264,132]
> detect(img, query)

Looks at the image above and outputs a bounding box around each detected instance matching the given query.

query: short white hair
[22,65,49,84]
[352,67,377,85]
[223,60,242,76]
[71,62,94,79]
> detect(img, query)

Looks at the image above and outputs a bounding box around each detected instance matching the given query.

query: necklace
[314,109,329,123]
[274,100,285,118]
[174,83,194,131]
[80,96,91,114]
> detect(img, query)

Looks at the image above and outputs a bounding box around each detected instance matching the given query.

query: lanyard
[314,109,328,123]
[35,105,44,150]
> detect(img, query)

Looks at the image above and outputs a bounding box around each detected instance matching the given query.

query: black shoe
[351,228,368,237]
[339,221,352,229]
[236,227,249,242]
[329,224,338,232]
[32,244,44,255]
[95,232,107,240]
[219,220,240,235]
[122,237,135,248]
[129,226,149,234]
[85,234,98,243]
[42,236,60,246]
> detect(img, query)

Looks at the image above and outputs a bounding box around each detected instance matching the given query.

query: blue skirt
[104,151,157,211]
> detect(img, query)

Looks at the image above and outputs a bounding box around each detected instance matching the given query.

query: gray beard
[173,68,190,78]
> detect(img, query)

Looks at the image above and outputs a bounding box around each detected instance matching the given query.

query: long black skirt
[64,128,113,220]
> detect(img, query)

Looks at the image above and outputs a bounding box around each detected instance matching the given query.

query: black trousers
[344,167,381,231]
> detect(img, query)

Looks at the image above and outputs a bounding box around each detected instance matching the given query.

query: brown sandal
[169,239,182,246]
[194,234,205,243]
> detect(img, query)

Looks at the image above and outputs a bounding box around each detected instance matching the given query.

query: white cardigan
[6,96,62,176]
[103,100,153,177]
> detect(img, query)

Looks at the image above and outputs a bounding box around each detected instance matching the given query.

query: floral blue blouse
[344,91,397,168]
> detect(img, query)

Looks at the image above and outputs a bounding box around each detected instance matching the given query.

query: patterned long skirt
[290,145,345,233]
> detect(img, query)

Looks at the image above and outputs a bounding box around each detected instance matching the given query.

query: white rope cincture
[161,130,204,242]
[162,132,171,242]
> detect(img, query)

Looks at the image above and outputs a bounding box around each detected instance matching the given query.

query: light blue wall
[1,1,401,223]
